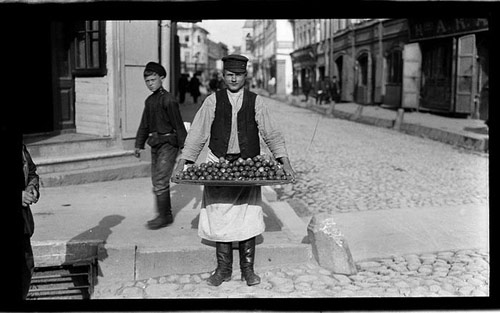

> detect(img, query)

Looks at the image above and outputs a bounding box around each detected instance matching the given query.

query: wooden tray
[171,177,292,186]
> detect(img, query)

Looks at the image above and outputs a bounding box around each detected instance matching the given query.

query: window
[73,21,106,76]
[197,35,201,43]
[185,35,189,42]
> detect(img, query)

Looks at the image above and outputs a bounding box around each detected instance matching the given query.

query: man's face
[144,73,163,92]
[223,70,246,92]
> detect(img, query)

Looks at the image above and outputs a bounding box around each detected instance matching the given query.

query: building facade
[241,20,255,79]
[248,19,294,95]
[177,22,209,76]
[407,18,489,119]
[207,39,229,74]
[291,18,407,105]
[21,20,185,149]
[290,18,488,120]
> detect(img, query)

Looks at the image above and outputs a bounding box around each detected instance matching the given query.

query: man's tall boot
[239,237,261,286]
[207,242,233,286]
[147,192,173,230]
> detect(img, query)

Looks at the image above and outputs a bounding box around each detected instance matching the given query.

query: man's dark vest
[208,89,260,159]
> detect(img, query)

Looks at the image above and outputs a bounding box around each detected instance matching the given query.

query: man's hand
[174,158,187,178]
[134,148,141,158]
[278,157,296,182]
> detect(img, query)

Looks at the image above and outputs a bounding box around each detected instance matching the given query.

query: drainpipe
[330,19,334,77]
[160,20,172,92]
[351,20,356,102]
[378,19,385,104]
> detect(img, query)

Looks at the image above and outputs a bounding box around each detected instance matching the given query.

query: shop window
[73,21,106,77]
[387,50,402,84]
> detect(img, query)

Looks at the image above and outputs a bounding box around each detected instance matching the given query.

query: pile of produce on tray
[175,155,291,182]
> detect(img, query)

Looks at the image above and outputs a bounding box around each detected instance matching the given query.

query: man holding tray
[174,54,295,287]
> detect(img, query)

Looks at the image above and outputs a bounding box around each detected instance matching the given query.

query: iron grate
[28,261,96,300]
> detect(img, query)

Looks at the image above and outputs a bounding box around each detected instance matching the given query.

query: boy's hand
[134,148,141,158]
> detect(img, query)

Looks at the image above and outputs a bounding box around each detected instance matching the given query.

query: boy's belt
[150,132,176,137]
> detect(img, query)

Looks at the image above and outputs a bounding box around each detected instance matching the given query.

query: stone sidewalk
[267,91,488,153]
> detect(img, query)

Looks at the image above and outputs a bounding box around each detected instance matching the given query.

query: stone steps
[34,150,138,174]
[25,134,117,159]
[38,159,151,187]
[25,133,151,187]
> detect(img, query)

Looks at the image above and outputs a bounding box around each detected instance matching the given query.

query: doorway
[334,56,343,101]
[385,49,403,107]
[355,53,369,104]
[420,38,453,112]
[22,21,76,136]
[51,21,76,132]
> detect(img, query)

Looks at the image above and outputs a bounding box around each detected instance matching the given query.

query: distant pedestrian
[316,77,327,105]
[330,76,340,103]
[302,77,311,102]
[21,143,40,300]
[188,72,202,104]
[209,72,226,93]
[178,73,189,104]
[134,62,187,230]
[293,75,299,95]
[209,73,218,93]
[268,77,276,94]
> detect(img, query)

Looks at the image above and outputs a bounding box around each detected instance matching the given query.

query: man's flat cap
[222,54,248,73]
[144,62,167,77]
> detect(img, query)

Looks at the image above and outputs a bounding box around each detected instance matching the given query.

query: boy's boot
[147,192,173,230]
[239,237,261,286]
[207,242,233,286]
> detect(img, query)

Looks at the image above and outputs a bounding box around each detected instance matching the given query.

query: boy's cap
[144,62,166,77]
[222,54,248,73]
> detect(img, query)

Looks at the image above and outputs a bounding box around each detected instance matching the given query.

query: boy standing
[135,62,187,230]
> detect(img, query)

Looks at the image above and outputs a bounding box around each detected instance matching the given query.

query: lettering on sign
[409,18,488,41]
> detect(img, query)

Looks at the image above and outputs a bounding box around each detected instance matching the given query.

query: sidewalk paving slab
[330,203,489,262]
[31,177,311,285]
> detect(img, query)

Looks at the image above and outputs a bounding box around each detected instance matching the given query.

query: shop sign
[291,46,316,64]
[408,18,488,41]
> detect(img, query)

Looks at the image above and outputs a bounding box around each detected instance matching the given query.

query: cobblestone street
[94,249,488,298]
[268,98,488,216]
[93,96,489,299]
